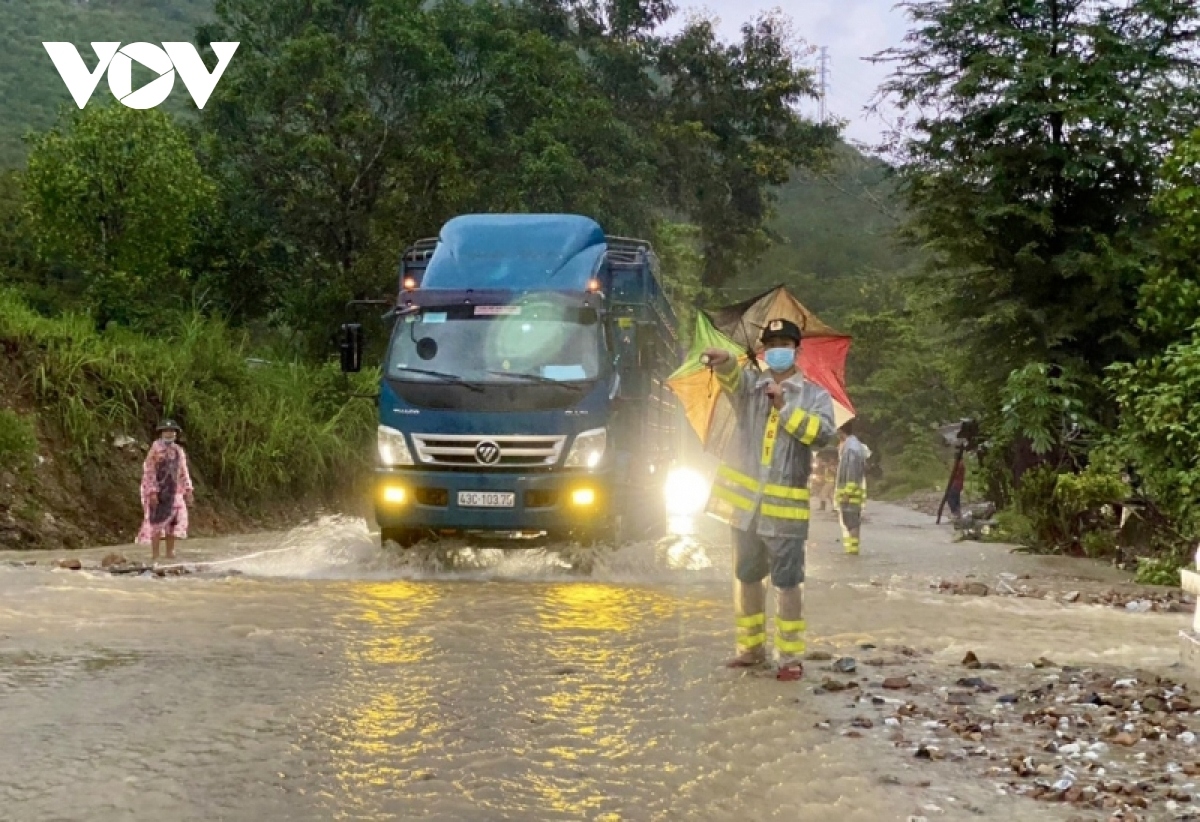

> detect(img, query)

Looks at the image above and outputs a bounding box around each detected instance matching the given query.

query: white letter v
[43,43,121,109]
[163,42,240,109]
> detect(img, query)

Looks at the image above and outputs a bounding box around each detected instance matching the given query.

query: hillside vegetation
[0,0,216,167]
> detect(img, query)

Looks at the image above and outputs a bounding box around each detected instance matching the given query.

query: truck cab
[340,214,682,549]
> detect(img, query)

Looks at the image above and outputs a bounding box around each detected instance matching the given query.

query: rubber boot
[726,578,767,668]
[774,585,805,681]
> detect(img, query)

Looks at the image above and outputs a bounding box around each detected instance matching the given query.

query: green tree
[840,275,962,494]
[197,0,838,347]
[1104,128,1200,545]
[1138,127,1200,344]
[655,10,839,288]
[23,104,214,326]
[873,0,1200,391]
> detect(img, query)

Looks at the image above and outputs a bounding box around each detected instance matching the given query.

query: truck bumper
[372,468,613,535]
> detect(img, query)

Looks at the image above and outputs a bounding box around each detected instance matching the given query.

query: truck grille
[411,434,567,468]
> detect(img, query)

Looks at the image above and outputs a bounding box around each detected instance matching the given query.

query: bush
[991,508,1035,546]
[0,408,36,471]
[1081,529,1119,560]
[1009,463,1125,554]
[1135,556,1183,587]
[1106,330,1200,544]
[0,290,376,501]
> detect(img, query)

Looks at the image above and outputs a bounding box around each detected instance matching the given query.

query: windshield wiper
[486,370,586,391]
[391,367,484,392]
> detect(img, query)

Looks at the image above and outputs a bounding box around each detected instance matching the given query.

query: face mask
[764,346,795,373]
[161,433,176,443]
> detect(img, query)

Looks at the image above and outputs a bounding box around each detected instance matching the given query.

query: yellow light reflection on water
[528,583,683,819]
[327,580,446,799]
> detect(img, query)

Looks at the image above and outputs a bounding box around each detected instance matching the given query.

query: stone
[56,558,82,570]
[832,657,858,673]
[956,677,998,692]
[883,677,912,690]
[806,650,834,661]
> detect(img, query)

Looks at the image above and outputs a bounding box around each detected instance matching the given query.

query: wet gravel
[802,643,1200,821]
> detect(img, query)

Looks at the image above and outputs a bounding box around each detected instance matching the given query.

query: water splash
[208,515,729,584]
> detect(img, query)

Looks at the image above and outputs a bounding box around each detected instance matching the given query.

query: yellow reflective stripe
[800,413,821,445]
[783,408,806,436]
[764,484,809,500]
[761,409,780,466]
[736,613,766,628]
[712,485,755,511]
[718,465,761,493]
[737,632,766,649]
[775,636,806,654]
[760,503,810,521]
[776,618,806,633]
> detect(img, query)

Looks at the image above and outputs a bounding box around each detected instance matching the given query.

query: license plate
[458,491,515,508]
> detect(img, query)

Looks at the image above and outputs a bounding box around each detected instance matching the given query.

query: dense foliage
[0,0,215,167]
[873,0,1200,568]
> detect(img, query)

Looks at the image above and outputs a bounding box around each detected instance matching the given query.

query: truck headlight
[378,425,414,466]
[564,427,606,469]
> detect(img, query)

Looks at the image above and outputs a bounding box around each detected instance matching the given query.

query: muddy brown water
[0,503,1190,821]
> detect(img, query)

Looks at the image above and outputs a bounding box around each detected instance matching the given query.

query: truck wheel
[381,528,421,549]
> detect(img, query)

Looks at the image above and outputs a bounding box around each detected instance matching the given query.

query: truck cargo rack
[398,237,439,289]
[604,236,678,344]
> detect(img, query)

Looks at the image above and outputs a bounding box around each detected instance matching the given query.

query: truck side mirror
[339,323,363,373]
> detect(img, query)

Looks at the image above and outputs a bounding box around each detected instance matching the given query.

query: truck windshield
[386,303,603,385]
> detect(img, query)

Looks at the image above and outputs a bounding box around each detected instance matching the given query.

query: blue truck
[339,213,683,550]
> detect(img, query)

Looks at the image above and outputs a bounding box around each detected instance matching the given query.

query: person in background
[946,453,966,519]
[701,318,837,681]
[809,451,835,512]
[821,451,839,512]
[137,420,194,563]
[835,421,869,555]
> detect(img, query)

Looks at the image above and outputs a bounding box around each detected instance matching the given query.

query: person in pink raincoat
[137,419,194,562]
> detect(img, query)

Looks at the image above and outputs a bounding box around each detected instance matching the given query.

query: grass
[0,408,37,471]
[0,289,377,501]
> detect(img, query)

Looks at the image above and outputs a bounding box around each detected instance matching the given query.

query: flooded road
[0,503,1192,822]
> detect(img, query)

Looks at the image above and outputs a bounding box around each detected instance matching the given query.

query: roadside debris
[808,646,1200,819]
[933,577,1192,613]
[32,557,239,579]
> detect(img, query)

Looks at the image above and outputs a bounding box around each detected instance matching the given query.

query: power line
[817,46,830,125]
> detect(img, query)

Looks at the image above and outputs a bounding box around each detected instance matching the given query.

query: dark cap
[759,318,802,346]
[156,419,182,433]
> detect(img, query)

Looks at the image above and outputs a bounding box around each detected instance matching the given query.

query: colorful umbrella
[667,285,855,456]
[707,284,855,425]
[666,311,752,454]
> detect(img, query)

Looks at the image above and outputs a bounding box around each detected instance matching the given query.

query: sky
[674,0,910,150]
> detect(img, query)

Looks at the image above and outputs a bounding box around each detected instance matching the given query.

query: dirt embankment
[0,361,370,551]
